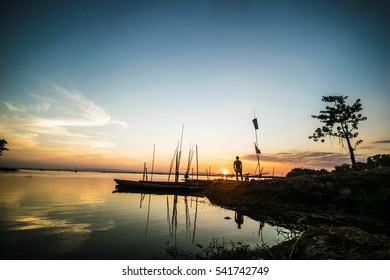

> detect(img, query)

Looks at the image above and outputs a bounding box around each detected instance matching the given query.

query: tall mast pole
[150,143,156,182]
[168,145,178,182]
[175,124,184,183]
[195,145,199,187]
[252,109,261,179]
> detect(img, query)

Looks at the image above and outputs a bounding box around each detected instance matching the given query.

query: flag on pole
[254,142,261,154]
[252,118,259,130]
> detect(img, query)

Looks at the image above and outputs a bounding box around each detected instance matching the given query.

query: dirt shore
[202,169,390,259]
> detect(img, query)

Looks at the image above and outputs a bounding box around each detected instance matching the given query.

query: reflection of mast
[171,195,178,245]
[166,195,172,237]
[192,197,199,243]
[184,196,191,240]
[140,193,146,208]
[144,194,151,237]
[165,195,201,246]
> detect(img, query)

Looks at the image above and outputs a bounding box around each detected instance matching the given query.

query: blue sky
[1,0,389,175]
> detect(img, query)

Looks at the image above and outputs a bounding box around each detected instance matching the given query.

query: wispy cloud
[360,140,390,152]
[3,101,26,112]
[30,84,128,128]
[242,151,366,169]
[371,140,390,144]
[0,83,128,156]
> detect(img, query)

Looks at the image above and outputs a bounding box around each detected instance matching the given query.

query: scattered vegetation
[163,238,273,260]
[163,226,390,260]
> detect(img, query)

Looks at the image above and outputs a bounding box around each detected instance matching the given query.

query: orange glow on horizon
[1,150,297,177]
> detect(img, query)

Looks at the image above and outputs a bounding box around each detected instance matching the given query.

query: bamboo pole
[196,145,199,182]
[151,143,156,182]
[143,162,148,181]
[185,142,195,181]
[168,145,178,182]
[175,124,184,183]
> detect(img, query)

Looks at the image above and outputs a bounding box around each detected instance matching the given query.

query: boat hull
[113,179,207,196]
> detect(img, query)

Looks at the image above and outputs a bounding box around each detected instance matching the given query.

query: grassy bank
[204,168,390,233]
[163,168,389,259]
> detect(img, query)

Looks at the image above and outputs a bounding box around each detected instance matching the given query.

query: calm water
[0,170,296,259]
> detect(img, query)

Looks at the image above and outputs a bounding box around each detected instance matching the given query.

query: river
[0,170,297,259]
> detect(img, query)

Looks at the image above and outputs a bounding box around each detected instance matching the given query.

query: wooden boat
[113,179,209,196]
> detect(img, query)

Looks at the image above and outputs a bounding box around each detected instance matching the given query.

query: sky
[1,0,389,175]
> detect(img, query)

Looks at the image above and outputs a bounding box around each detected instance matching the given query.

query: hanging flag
[254,142,261,154]
[252,118,259,130]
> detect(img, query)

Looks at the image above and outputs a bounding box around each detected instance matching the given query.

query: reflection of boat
[113,179,208,196]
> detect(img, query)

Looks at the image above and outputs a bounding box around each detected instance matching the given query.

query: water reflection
[13,216,91,233]
[141,194,203,245]
[134,191,299,257]
[0,171,299,259]
[235,212,244,229]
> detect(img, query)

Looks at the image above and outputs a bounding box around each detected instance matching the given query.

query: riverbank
[200,168,390,259]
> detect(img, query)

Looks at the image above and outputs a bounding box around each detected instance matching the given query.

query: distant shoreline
[0,167,272,178]
[0,167,18,172]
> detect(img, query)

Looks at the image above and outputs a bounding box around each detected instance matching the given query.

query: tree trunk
[342,123,358,170]
[345,133,358,170]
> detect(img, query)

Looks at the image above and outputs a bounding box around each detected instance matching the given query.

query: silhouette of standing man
[234,156,243,181]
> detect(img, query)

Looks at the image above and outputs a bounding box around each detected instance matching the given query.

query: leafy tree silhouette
[309,96,367,170]
[0,139,9,159]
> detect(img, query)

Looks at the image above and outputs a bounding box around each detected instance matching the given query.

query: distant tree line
[286,154,390,177]
[366,154,390,169]
[286,168,329,177]
[333,154,390,173]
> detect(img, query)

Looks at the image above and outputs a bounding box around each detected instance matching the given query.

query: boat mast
[150,143,156,182]
[185,142,195,180]
[175,124,184,183]
[168,145,178,182]
[196,145,199,183]
[143,162,148,181]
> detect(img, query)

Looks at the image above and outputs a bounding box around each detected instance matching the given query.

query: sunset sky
[1,0,389,176]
